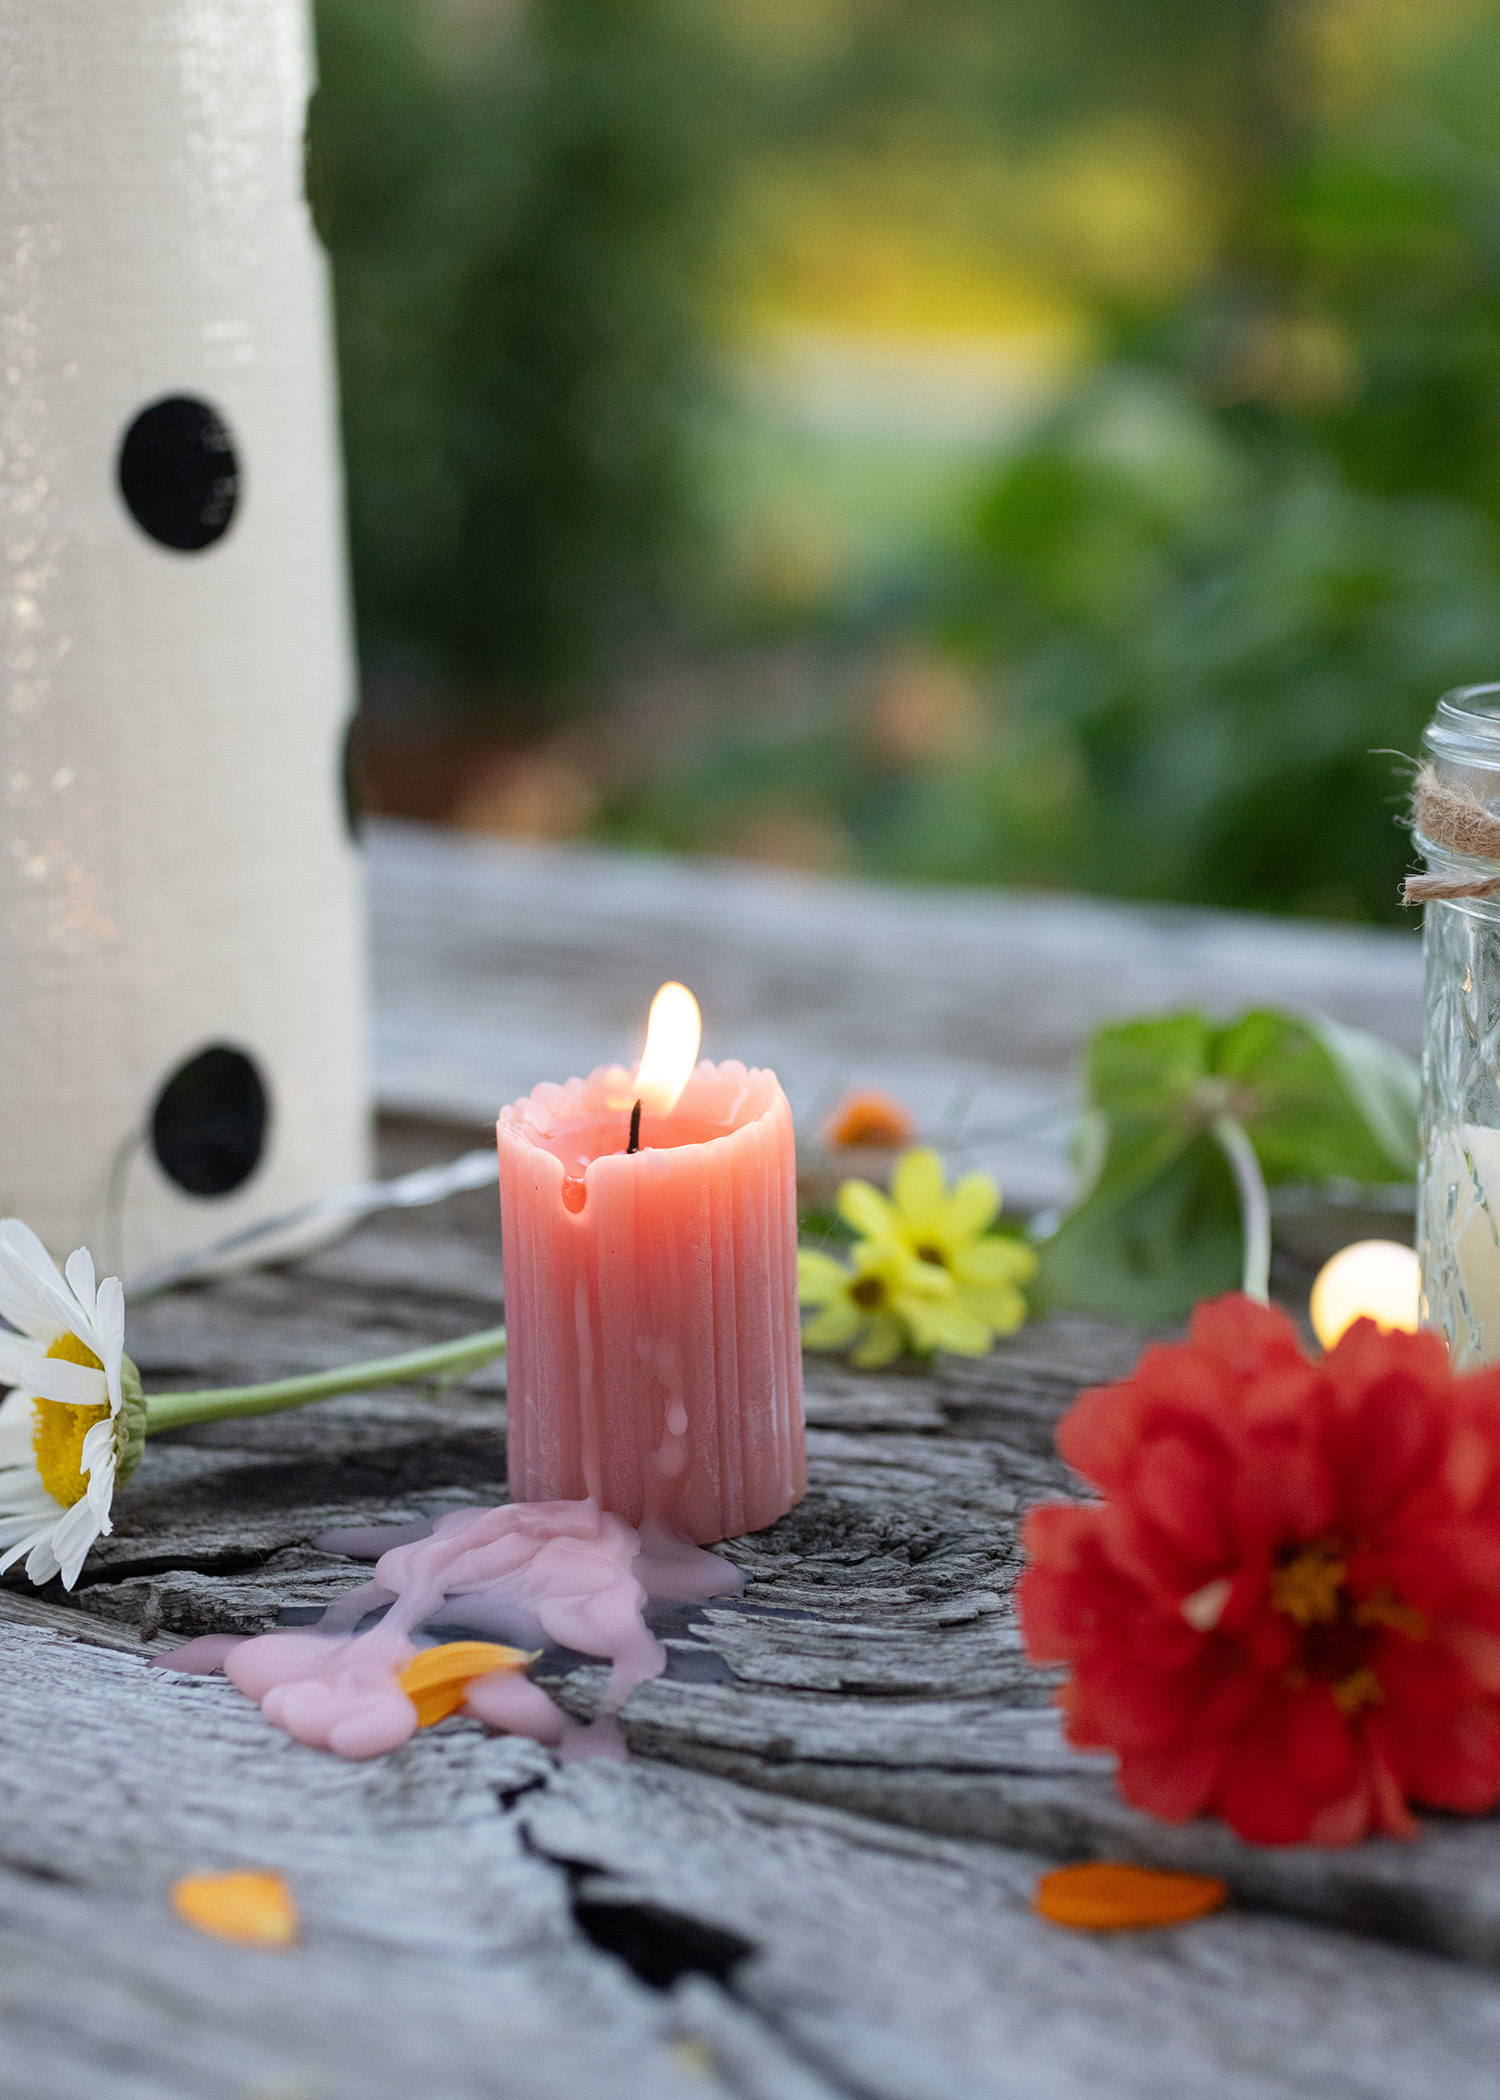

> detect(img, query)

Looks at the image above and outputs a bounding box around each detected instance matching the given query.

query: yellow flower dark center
[851,1276,886,1309]
[1270,1536,1427,1719]
[34,1332,109,1509]
[915,1243,946,1267]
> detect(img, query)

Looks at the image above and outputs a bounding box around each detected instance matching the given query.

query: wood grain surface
[369,822,1423,1212]
[0,833,1457,2100]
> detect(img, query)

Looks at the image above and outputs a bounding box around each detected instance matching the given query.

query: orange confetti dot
[822,1090,915,1150]
[1032,1861,1228,1931]
[397,1640,532,1727]
[172,1870,299,1948]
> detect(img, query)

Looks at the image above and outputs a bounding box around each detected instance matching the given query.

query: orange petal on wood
[822,1090,916,1149]
[172,1871,299,1948]
[1033,1862,1228,1931]
[398,1640,532,1727]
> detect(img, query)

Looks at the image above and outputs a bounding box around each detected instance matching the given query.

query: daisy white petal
[0,1519,52,1576]
[0,1227,93,1346]
[0,1331,40,1385]
[24,1359,108,1409]
[0,1217,67,1290]
[93,1275,126,1413]
[51,1489,112,1588]
[0,1274,60,1344]
[24,1531,63,1586]
[0,1223,74,1333]
[54,1511,102,1587]
[33,1275,96,1348]
[0,1405,37,1469]
[80,1421,117,1523]
[64,1247,98,1327]
[0,1504,57,1548]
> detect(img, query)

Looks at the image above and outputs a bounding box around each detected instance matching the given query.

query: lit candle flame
[1309,1239,1420,1351]
[634,982,702,1116]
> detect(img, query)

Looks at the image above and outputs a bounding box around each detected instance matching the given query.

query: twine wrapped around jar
[1405,765,1500,902]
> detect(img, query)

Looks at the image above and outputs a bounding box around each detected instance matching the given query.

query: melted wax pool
[160,1498,742,1761]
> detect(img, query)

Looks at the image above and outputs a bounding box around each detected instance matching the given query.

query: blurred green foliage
[316,0,1500,919]
[947,376,1500,917]
[312,0,741,710]
[944,0,1500,919]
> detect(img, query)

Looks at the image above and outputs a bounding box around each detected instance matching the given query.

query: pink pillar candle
[496,1060,805,1543]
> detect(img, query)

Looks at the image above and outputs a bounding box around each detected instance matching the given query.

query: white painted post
[0,0,369,1277]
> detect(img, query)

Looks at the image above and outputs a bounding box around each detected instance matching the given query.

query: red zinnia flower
[1017,1294,1500,1846]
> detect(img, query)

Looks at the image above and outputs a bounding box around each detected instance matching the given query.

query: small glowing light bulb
[1309,1239,1421,1352]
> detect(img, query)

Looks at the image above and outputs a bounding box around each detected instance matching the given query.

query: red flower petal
[1216,1710,1333,1846]
[1116,1738,1228,1823]
[1019,1292,1500,1850]
[1187,1294,1307,1379]
[1132,1435,1237,1569]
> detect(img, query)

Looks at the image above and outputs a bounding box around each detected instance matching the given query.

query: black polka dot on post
[117,396,240,551]
[150,1045,269,1197]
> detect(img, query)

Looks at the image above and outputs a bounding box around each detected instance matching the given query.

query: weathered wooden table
[13,824,1494,2100]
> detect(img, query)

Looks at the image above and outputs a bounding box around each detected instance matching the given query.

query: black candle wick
[627,1099,642,1154]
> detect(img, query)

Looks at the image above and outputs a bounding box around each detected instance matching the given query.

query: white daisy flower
[0,1220,145,1588]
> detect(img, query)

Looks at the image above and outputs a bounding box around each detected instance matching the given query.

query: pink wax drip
[159,1498,742,1763]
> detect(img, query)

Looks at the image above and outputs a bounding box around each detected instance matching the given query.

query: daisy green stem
[1211,1113,1271,1305]
[141,1326,506,1435]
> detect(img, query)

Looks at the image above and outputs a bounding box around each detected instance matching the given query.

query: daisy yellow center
[851,1276,886,1309]
[1270,1536,1427,1718]
[33,1333,109,1509]
[915,1243,947,1267]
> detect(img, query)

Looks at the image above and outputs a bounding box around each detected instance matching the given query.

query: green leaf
[1039,1003,1419,1324]
[1306,1014,1420,1178]
[1075,1011,1214,1209]
[1089,1010,1215,1120]
[1213,1008,1416,1185]
[1035,1133,1241,1325]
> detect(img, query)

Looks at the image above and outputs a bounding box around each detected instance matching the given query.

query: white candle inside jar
[1426,1126,1500,1367]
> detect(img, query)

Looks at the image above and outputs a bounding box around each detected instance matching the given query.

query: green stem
[143,1326,507,1434]
[1212,1113,1271,1305]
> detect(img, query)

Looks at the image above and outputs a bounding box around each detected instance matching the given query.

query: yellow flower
[837,1147,1037,1340]
[798,1239,991,1367]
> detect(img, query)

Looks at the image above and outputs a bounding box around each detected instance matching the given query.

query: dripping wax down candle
[496,984,806,1544]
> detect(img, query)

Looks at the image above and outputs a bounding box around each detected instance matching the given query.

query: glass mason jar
[1417,685,1500,1368]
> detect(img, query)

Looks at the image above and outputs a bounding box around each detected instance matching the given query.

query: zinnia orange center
[1270,1537,1428,1716]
